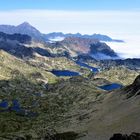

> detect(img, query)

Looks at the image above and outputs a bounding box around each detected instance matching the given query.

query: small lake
[51,61,99,77]
[10,99,21,112]
[99,83,123,91]
[76,61,99,73]
[0,99,37,117]
[0,100,8,108]
[51,70,80,77]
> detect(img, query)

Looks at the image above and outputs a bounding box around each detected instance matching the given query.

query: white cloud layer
[0,9,140,58]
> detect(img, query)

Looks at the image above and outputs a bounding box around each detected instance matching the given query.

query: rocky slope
[110,132,140,140]
[79,75,140,140]
[0,31,119,61]
[0,32,35,58]
[0,31,91,73]
[99,58,140,70]
[95,66,140,85]
[53,37,118,59]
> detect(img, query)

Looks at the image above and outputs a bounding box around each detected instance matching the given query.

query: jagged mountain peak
[18,21,31,26]
[0,22,45,42]
[16,22,40,32]
[16,22,36,29]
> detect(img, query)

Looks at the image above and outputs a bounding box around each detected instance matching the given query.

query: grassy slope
[81,90,140,140]
[0,50,140,140]
[95,66,139,85]
[0,50,91,138]
[0,75,106,139]
[29,55,89,74]
[0,50,57,83]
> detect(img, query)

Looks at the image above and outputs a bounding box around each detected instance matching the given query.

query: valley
[0,23,140,140]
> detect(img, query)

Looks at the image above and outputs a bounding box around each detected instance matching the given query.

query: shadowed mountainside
[51,37,118,59]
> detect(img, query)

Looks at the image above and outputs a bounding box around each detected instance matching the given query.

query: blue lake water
[51,61,99,77]
[99,83,123,91]
[76,61,123,91]
[51,70,80,77]
[76,61,99,73]
[0,99,37,117]
[11,99,21,112]
[0,100,8,108]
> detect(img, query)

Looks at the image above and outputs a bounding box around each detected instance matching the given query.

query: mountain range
[0,31,118,60]
[0,22,124,43]
[45,32,124,42]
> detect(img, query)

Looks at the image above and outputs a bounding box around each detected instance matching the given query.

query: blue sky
[0,0,140,58]
[0,0,140,10]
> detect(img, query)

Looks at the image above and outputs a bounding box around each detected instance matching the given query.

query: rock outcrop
[110,132,140,140]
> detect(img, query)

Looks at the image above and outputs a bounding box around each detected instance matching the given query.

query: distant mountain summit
[0,22,45,41]
[45,32,124,42]
[17,22,31,27]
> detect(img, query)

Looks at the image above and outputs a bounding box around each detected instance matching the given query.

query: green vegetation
[0,50,57,83]
[0,50,140,140]
[95,66,139,85]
